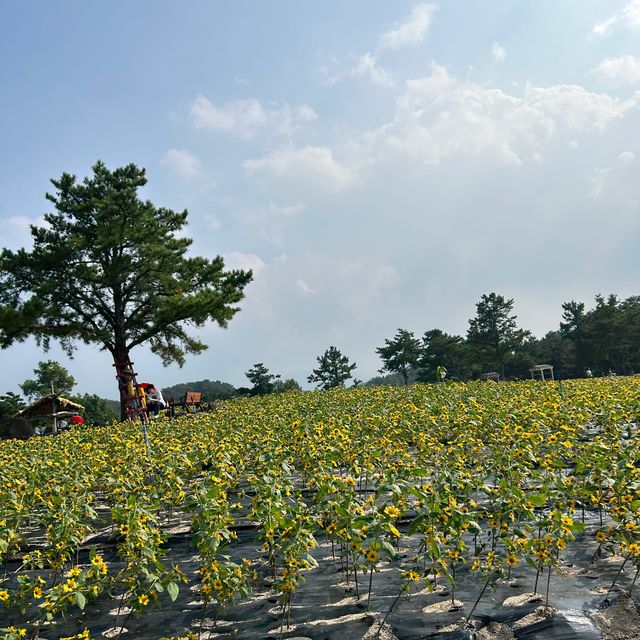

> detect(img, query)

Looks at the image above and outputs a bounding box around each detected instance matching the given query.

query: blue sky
[1,1,640,398]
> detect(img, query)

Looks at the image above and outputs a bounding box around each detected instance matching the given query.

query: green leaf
[528,493,547,507]
[206,486,220,500]
[75,592,86,610]
[305,554,319,568]
[167,582,179,602]
[440,563,454,584]
[466,520,481,533]
[381,540,396,558]
[408,514,427,535]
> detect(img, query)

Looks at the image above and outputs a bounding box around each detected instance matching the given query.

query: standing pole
[113,361,153,470]
[51,382,58,435]
[140,413,152,461]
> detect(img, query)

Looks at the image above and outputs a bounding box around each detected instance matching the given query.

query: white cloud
[1,215,48,250]
[233,201,305,247]
[310,256,401,319]
[352,53,394,88]
[368,264,400,292]
[587,151,636,198]
[379,3,437,50]
[523,84,632,132]
[203,213,222,230]
[589,55,640,87]
[307,255,399,294]
[161,149,203,182]
[316,63,343,86]
[592,0,640,36]
[587,167,611,198]
[280,255,401,326]
[5,215,39,231]
[295,278,316,296]
[190,96,317,138]
[491,42,506,62]
[243,145,356,192]
[320,53,394,88]
[223,252,266,276]
[361,64,636,166]
[322,3,436,89]
[268,202,305,217]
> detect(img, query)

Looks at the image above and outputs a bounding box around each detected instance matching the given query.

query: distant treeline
[162,293,640,395]
[160,379,237,402]
[3,292,637,435]
[165,292,640,398]
[399,293,640,382]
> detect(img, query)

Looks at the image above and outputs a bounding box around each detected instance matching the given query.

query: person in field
[58,414,83,431]
[145,384,166,417]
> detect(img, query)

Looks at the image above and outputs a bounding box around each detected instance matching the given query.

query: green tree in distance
[273,378,302,393]
[308,346,356,389]
[0,162,252,418]
[20,360,76,400]
[364,372,406,387]
[560,300,587,374]
[416,329,468,382]
[72,393,119,426]
[376,328,421,385]
[0,392,25,438]
[245,363,281,396]
[529,330,576,379]
[161,379,237,402]
[467,293,529,377]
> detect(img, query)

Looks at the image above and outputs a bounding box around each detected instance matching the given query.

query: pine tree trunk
[112,345,133,421]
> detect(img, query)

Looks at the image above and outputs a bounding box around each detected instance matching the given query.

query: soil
[476,622,516,640]
[502,592,543,606]
[591,594,640,640]
[362,617,400,640]
[512,605,556,629]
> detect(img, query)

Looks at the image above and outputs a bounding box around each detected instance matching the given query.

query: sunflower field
[1,377,640,639]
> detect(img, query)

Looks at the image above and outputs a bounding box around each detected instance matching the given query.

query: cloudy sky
[1,1,640,398]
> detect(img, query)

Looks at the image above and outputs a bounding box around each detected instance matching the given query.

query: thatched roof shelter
[14,394,84,421]
[7,395,84,439]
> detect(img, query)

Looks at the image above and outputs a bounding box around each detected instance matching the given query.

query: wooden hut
[7,395,84,439]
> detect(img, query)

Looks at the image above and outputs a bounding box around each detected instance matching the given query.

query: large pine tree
[0,162,252,417]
